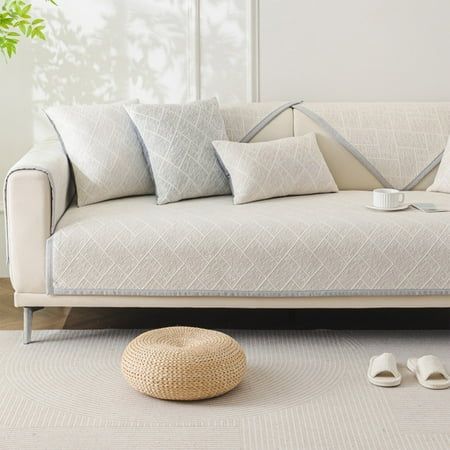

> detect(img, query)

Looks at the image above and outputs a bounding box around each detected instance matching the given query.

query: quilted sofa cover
[5,101,450,302]
[47,191,450,297]
[222,102,450,191]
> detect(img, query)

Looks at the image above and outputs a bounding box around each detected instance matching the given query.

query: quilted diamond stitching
[213,135,338,204]
[303,103,450,190]
[126,98,230,204]
[48,193,450,296]
[46,102,154,206]
[220,102,286,142]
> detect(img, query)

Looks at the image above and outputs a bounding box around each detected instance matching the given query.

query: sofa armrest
[4,140,73,293]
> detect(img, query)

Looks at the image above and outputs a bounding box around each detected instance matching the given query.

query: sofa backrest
[220,102,450,191]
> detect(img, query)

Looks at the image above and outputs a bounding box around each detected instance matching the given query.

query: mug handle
[398,193,405,204]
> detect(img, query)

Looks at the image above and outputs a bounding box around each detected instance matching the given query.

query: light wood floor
[0,278,70,330]
[1,278,449,330]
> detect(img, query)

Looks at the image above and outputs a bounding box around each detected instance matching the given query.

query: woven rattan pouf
[121,326,247,401]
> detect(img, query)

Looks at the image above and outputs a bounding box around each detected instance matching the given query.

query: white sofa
[4,102,450,343]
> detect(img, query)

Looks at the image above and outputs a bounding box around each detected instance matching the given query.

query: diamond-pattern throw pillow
[213,134,338,204]
[46,101,154,207]
[125,98,230,205]
[427,136,450,194]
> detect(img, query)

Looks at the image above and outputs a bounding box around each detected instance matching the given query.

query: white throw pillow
[46,101,154,207]
[213,134,338,204]
[427,136,450,194]
[125,98,230,205]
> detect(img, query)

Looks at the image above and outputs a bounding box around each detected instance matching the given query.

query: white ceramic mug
[373,189,405,209]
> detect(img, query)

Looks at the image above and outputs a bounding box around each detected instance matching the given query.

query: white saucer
[365,204,410,212]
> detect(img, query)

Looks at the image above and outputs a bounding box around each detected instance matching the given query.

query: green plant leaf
[21,4,32,16]
[0,0,56,60]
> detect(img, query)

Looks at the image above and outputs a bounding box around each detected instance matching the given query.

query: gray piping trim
[43,111,69,163]
[213,149,237,196]
[402,151,444,190]
[4,167,59,264]
[49,286,450,298]
[240,100,303,143]
[46,237,54,295]
[293,104,393,188]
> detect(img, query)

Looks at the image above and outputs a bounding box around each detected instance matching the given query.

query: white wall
[0,0,254,277]
[259,0,450,101]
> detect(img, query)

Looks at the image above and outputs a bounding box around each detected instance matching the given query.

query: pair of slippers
[368,353,449,389]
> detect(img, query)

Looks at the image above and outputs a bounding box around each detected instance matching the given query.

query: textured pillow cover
[213,134,338,204]
[427,136,450,194]
[46,101,154,207]
[125,98,230,205]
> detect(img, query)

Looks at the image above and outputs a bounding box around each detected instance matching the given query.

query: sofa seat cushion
[47,191,450,297]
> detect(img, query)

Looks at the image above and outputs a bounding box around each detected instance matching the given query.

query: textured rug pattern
[0,329,449,449]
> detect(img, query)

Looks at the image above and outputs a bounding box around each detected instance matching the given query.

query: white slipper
[407,355,449,390]
[367,353,401,387]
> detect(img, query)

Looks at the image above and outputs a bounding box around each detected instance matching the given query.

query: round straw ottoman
[121,326,246,401]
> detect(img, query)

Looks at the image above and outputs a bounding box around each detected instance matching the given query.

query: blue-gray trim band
[49,287,450,298]
[46,237,54,296]
[293,104,393,188]
[240,100,303,143]
[403,151,444,190]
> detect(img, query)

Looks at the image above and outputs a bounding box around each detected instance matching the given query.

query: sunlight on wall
[201,0,248,102]
[25,0,248,141]
[31,0,197,142]
[28,0,251,143]
[0,0,251,190]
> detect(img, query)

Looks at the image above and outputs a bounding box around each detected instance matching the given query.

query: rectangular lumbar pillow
[213,134,338,204]
[125,97,230,205]
[427,136,450,194]
[46,101,154,207]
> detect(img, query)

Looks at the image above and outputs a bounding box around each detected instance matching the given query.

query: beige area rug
[0,329,449,450]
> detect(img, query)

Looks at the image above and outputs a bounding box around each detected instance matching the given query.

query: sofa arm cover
[4,140,73,293]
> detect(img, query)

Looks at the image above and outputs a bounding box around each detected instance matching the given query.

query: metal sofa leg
[23,307,43,345]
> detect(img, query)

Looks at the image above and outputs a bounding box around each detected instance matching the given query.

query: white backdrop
[259,0,450,101]
[1,0,450,276]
